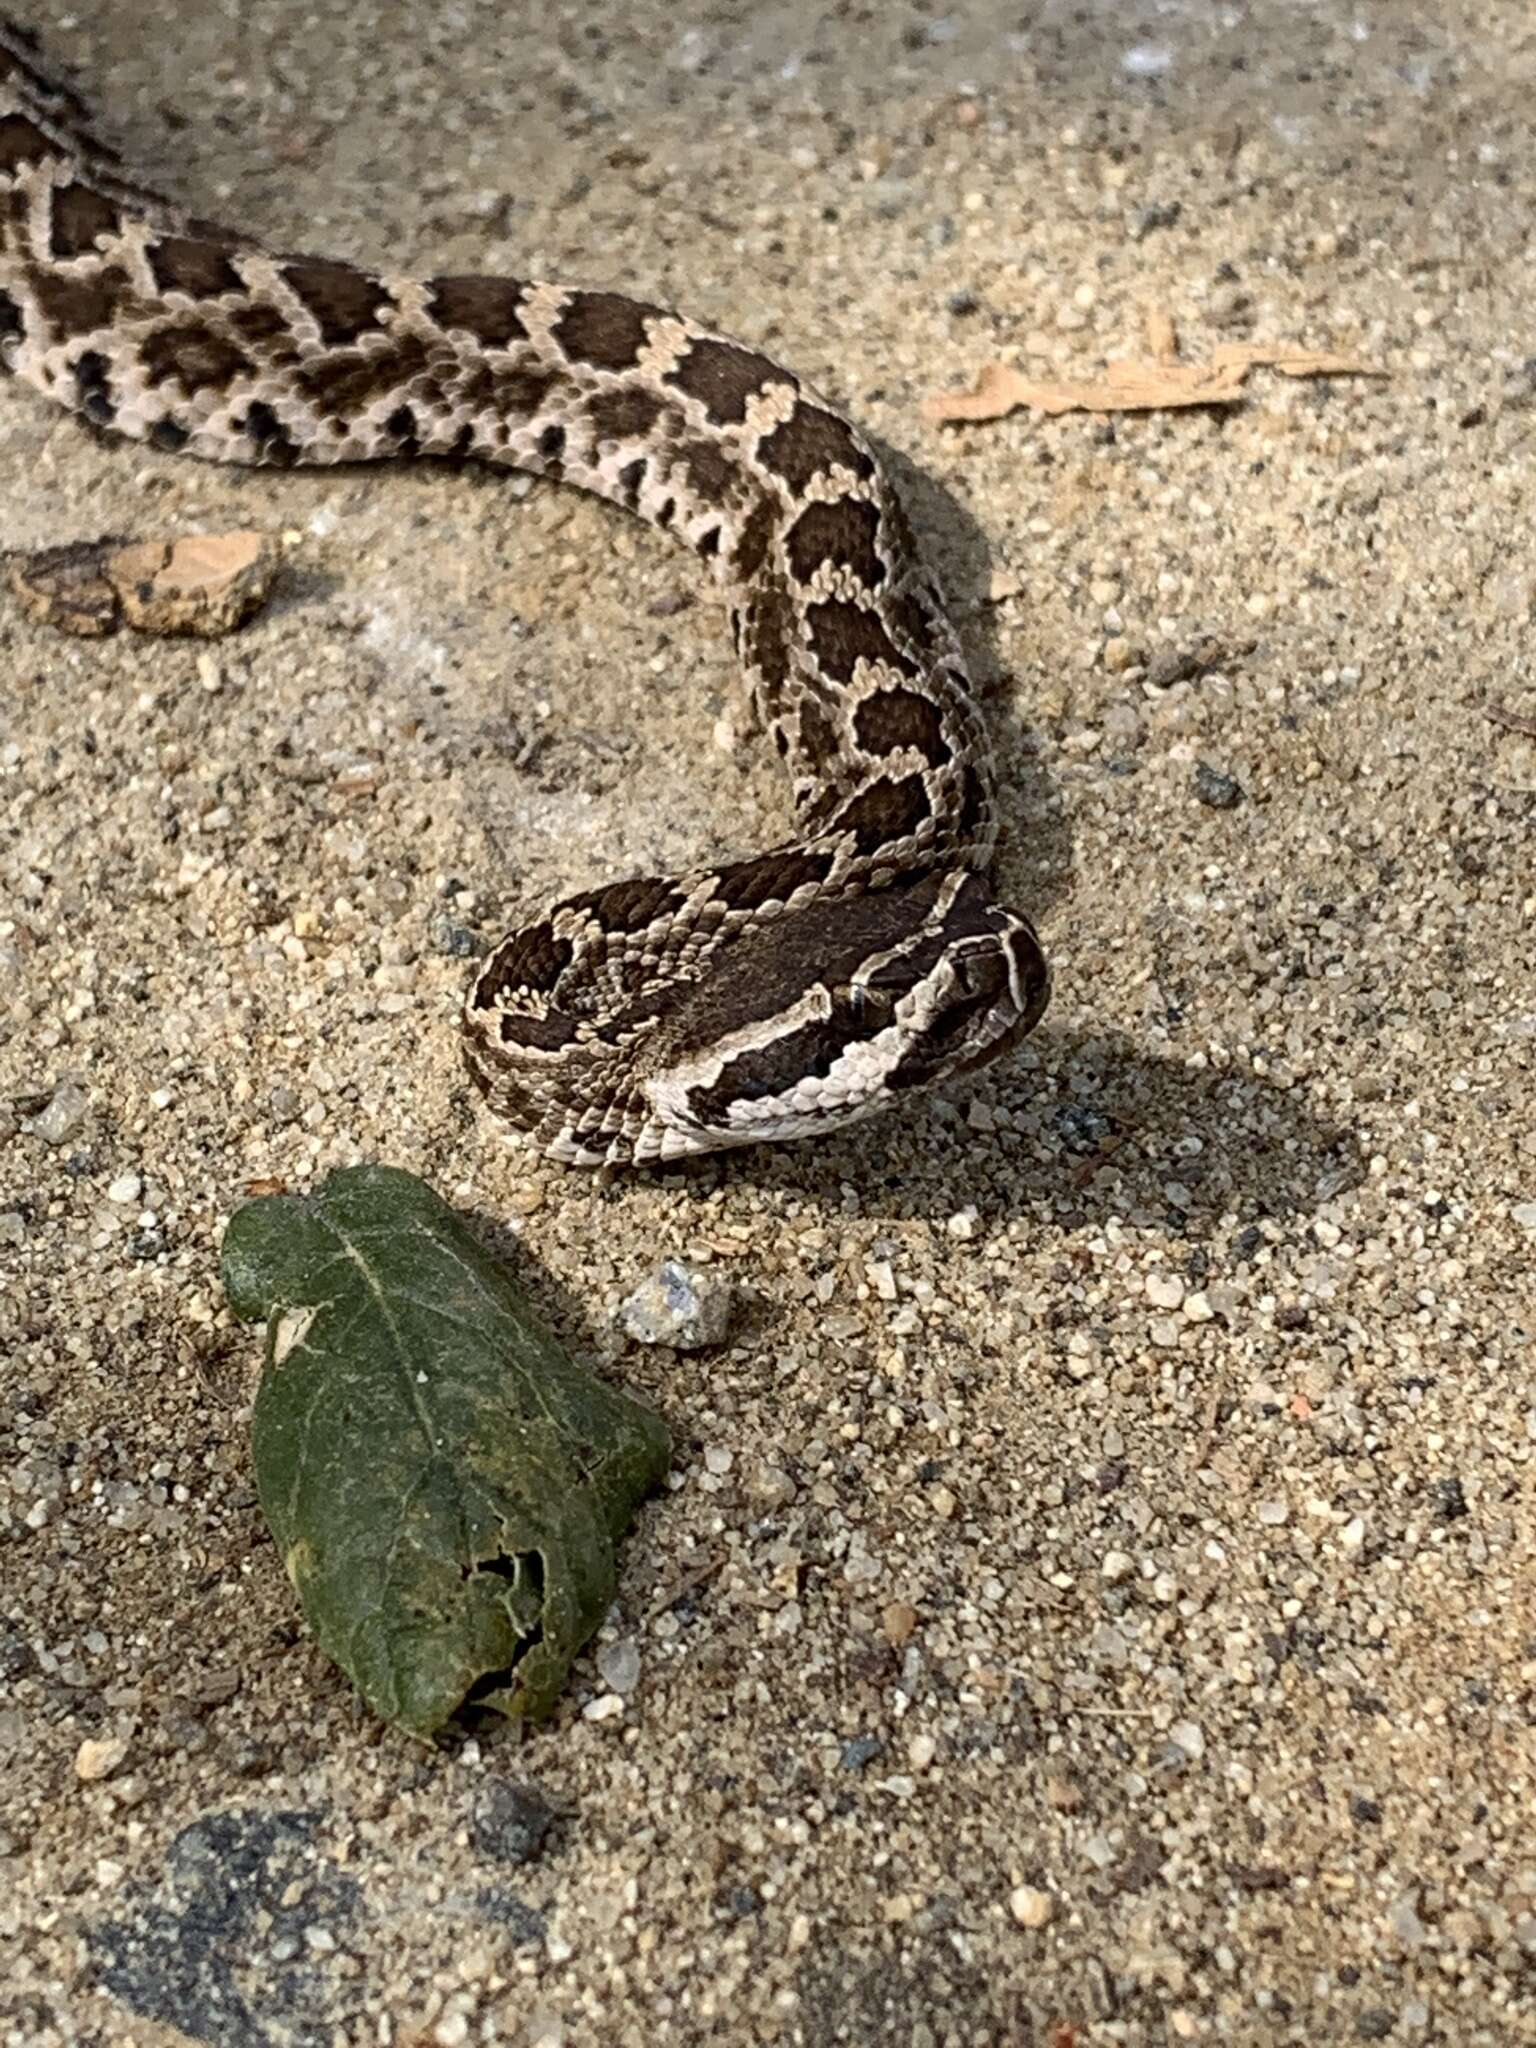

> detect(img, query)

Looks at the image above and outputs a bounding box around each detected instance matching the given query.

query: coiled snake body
[0,18,1049,1165]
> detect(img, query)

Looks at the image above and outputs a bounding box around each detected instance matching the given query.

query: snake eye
[836,982,893,1035]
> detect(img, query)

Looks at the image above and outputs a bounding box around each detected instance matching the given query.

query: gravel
[3,2,1534,2044]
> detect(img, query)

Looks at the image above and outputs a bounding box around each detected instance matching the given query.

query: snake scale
[0,16,1049,1166]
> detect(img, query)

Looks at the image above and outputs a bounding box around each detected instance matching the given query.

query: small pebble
[616,1259,734,1350]
[75,1737,129,1782]
[1103,636,1140,672]
[26,1080,89,1145]
[881,1601,919,1646]
[1194,762,1244,809]
[596,1637,641,1695]
[472,1780,554,1867]
[1145,1272,1185,1310]
[106,1173,142,1205]
[1168,1719,1205,1762]
[1009,1884,1055,1928]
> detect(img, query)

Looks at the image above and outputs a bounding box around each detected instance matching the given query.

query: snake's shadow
[455,1020,1362,1395]
[876,436,1076,922]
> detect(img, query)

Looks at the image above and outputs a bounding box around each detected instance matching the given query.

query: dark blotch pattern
[0,287,23,347]
[147,234,243,300]
[957,763,991,838]
[731,495,779,584]
[854,687,950,767]
[756,402,875,493]
[587,385,667,444]
[664,337,791,425]
[499,1009,578,1052]
[280,258,390,347]
[0,111,65,173]
[742,578,800,695]
[455,362,557,423]
[796,700,841,770]
[229,302,291,349]
[426,274,527,347]
[72,346,112,422]
[472,925,574,1008]
[784,497,885,589]
[834,775,931,858]
[295,336,429,423]
[149,417,189,452]
[566,876,686,934]
[886,588,941,661]
[241,400,296,462]
[141,322,250,396]
[538,422,565,461]
[552,290,660,372]
[48,181,120,259]
[618,457,646,504]
[30,265,128,341]
[712,846,835,913]
[676,437,736,506]
[806,598,916,684]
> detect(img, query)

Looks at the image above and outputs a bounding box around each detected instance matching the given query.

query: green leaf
[221,1166,670,1735]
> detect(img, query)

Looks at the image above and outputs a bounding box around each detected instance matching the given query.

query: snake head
[632,867,1048,1162]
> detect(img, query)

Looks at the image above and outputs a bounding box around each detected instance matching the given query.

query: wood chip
[8,530,279,638]
[924,309,1384,425]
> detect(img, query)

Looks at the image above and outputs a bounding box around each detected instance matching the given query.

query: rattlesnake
[0,17,1049,1165]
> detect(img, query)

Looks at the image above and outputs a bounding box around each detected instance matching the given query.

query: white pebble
[1145,1272,1185,1309]
[596,1637,641,1695]
[1010,1884,1055,1928]
[27,1080,89,1145]
[106,1173,142,1205]
[1340,1515,1368,1553]
[1168,1719,1205,1761]
[1182,1290,1214,1322]
[1100,1549,1135,1583]
[582,1692,625,1721]
[617,1259,734,1350]
[75,1736,129,1782]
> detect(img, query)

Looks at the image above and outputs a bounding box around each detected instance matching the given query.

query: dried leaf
[924,315,1384,425]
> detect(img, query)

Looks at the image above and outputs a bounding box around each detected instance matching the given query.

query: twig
[1191,1374,1227,1470]
[645,1550,723,1622]
[1487,701,1536,739]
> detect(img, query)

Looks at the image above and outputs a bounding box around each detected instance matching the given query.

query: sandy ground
[4,2,1536,2043]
